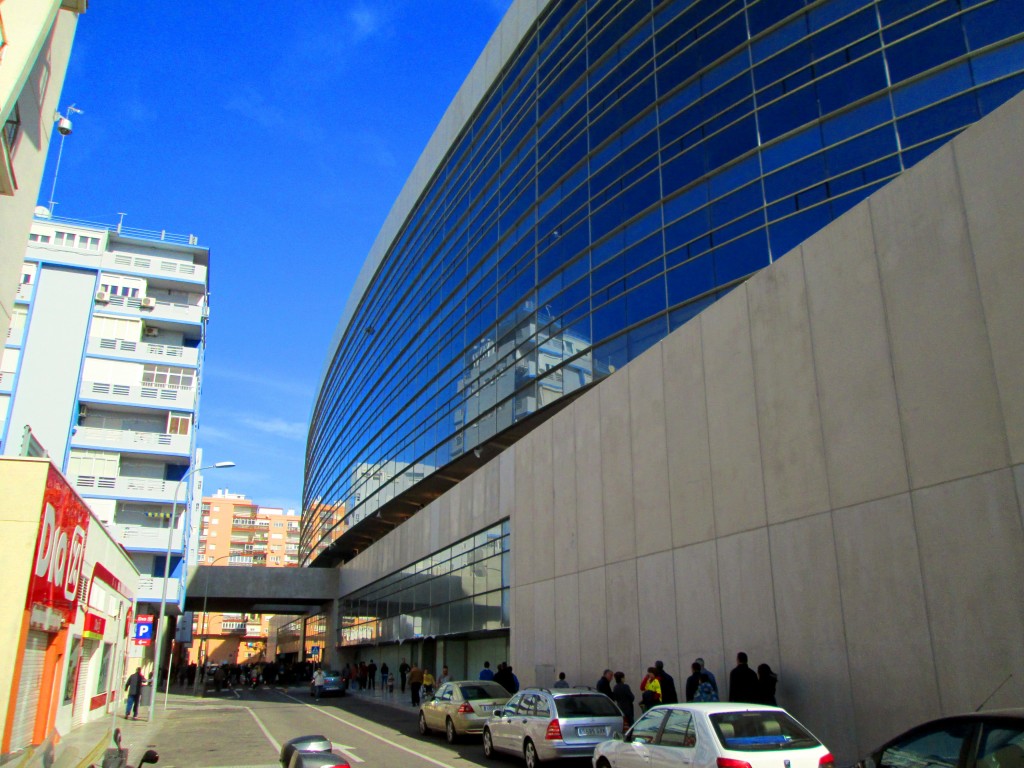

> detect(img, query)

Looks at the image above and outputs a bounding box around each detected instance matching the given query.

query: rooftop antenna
[48,104,84,215]
[117,212,127,233]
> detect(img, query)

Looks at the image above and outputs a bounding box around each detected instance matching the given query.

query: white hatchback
[593,702,834,768]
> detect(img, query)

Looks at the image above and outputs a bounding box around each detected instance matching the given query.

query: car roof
[649,703,791,715]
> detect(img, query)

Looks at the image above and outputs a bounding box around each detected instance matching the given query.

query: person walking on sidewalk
[408,664,424,707]
[399,658,410,693]
[125,667,146,719]
[312,668,326,701]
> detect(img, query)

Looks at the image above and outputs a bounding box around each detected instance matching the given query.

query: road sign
[310,645,320,656]
[134,618,154,646]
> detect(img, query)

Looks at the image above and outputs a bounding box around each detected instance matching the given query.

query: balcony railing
[15,284,32,302]
[109,522,185,552]
[101,294,205,325]
[88,336,199,366]
[136,575,182,604]
[0,371,13,392]
[103,251,206,284]
[80,380,196,410]
[71,426,190,456]
[71,473,180,503]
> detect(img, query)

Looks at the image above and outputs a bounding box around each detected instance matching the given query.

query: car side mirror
[138,748,159,766]
[493,708,504,718]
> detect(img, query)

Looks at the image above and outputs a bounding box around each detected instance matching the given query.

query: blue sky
[47,1,513,512]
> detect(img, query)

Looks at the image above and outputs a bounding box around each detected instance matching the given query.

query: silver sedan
[419,680,511,743]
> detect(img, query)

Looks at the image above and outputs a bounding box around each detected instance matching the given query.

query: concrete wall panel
[532,419,556,583]
[954,96,1024,465]
[600,372,636,563]
[662,320,715,547]
[833,494,940,749]
[912,470,1024,711]
[674,540,725,680]
[629,347,672,557]
[552,407,580,577]
[769,513,856,760]
[716,528,777,684]
[577,566,608,685]
[801,203,908,509]
[533,575,556,675]
[514,434,535,583]
[871,146,1008,488]
[748,252,830,523]
[637,550,679,677]
[605,559,641,679]
[575,393,606,571]
[553,572,582,686]
[702,292,767,536]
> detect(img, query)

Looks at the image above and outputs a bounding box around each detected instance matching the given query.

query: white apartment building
[1,214,210,630]
[1,1,88,368]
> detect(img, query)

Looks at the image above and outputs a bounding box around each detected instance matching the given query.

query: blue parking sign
[135,622,153,641]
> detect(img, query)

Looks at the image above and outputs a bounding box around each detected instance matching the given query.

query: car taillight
[458,702,475,714]
[717,758,753,768]
[819,753,836,768]
[545,719,563,740]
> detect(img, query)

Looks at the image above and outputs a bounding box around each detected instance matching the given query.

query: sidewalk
[341,681,424,715]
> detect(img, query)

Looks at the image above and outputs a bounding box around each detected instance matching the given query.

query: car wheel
[446,717,458,744]
[482,728,496,759]
[524,739,539,768]
[596,760,611,768]
[418,711,430,736]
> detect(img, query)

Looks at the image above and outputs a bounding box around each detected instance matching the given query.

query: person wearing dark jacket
[756,663,778,705]
[612,671,636,726]
[596,669,614,698]
[494,662,516,694]
[729,652,759,703]
[685,661,702,701]
[654,660,678,704]
[124,667,146,719]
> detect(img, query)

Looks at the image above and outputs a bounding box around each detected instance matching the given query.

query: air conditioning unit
[95,291,109,303]
[141,296,156,309]
[144,327,160,337]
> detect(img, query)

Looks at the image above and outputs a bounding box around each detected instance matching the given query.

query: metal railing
[37,213,201,246]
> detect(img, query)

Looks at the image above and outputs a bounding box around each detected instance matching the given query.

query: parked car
[309,670,346,698]
[279,734,350,768]
[854,710,1024,768]
[482,687,625,767]
[419,680,511,743]
[593,702,834,768]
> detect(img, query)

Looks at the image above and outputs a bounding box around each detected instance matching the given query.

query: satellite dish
[34,206,51,218]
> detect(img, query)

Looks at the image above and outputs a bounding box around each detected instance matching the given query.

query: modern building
[304,0,1024,762]
[1,215,210,678]
[190,491,301,666]
[0,456,138,763]
[0,1,88,369]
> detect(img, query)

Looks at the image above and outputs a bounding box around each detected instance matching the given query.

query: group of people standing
[558,652,779,726]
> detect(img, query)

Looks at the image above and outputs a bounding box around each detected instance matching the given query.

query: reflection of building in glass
[452,304,596,457]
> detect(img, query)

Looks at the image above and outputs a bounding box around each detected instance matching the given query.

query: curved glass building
[305,0,1024,567]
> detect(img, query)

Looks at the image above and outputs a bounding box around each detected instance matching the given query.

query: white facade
[0,1,87,370]
[1,216,210,620]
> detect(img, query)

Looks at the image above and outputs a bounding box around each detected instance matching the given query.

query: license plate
[481,705,493,711]
[578,726,606,737]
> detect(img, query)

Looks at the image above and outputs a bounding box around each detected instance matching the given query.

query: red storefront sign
[27,467,91,632]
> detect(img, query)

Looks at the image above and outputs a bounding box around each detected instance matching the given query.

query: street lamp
[149,460,234,721]
[191,553,232,695]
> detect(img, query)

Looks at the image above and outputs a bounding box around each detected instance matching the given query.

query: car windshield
[325,671,341,677]
[554,694,621,718]
[460,682,509,700]
[710,711,821,751]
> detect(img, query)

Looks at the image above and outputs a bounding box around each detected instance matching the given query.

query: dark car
[855,711,1024,768]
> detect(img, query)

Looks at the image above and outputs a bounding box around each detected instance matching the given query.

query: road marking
[332,743,364,763]
[280,692,460,768]
[243,705,281,754]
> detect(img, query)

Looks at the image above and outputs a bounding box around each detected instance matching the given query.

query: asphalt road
[120,685,594,768]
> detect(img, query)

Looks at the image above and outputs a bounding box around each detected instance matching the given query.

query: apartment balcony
[87,336,199,367]
[135,575,182,606]
[99,294,205,326]
[102,251,207,287]
[70,473,181,504]
[80,380,196,410]
[71,426,191,457]
[110,521,185,553]
[15,283,33,303]
[0,371,13,393]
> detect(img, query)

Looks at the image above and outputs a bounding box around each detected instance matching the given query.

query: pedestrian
[437,665,451,686]
[756,663,778,705]
[479,661,494,680]
[508,665,520,693]
[124,667,145,719]
[695,657,719,695]
[694,672,718,702]
[422,668,435,698]
[494,662,515,693]
[729,652,759,703]
[358,661,368,690]
[553,672,570,688]
[312,667,325,701]
[685,662,701,702]
[367,660,378,690]
[640,666,661,711]
[409,664,424,707]
[654,660,678,704]
[596,669,614,698]
[380,662,389,689]
[399,658,410,692]
[187,662,197,688]
[612,671,635,727]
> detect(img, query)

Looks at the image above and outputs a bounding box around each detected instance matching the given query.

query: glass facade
[337,522,510,647]
[304,0,1024,566]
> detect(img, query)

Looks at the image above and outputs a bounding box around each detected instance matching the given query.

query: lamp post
[149,460,234,721]
[192,553,232,695]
